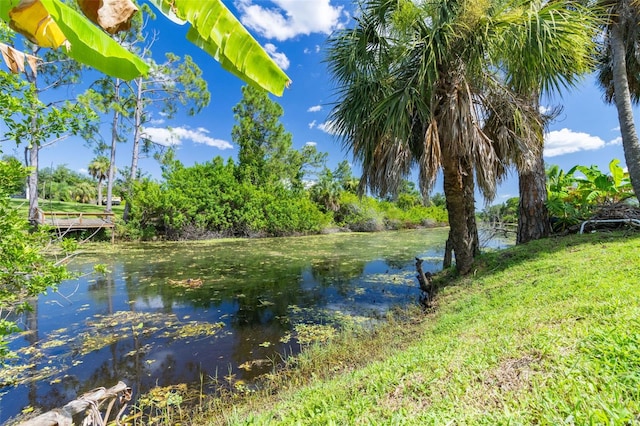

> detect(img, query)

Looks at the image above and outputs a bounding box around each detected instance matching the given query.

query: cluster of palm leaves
[325,0,624,274]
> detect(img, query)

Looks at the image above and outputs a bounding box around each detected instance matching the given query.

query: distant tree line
[121,86,448,240]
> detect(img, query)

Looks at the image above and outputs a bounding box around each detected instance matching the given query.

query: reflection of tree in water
[382,256,414,270]
[2,230,455,422]
[309,257,367,296]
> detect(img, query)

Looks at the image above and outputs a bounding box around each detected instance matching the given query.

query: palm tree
[593,0,640,200]
[88,156,110,206]
[326,0,596,274]
[486,3,597,244]
[311,168,342,213]
[71,181,97,204]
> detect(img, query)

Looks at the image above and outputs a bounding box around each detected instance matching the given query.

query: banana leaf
[0,0,148,80]
[147,0,290,96]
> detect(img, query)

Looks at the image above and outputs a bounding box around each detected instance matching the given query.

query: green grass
[9,198,125,216]
[188,231,640,425]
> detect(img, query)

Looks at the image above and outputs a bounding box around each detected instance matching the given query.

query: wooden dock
[38,210,116,243]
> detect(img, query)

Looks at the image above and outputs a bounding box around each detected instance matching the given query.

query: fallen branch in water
[17,381,132,426]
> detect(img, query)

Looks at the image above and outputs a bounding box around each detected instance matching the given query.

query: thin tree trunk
[28,145,39,224]
[611,22,640,201]
[517,152,551,244]
[442,152,476,275]
[26,88,41,226]
[123,77,144,222]
[105,79,121,213]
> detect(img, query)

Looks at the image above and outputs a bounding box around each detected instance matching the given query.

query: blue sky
[4,0,633,206]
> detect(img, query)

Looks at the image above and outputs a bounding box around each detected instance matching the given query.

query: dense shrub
[335,192,447,232]
[546,159,635,231]
[125,160,329,240]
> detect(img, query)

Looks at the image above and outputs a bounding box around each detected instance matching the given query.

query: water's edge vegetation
[184,231,639,425]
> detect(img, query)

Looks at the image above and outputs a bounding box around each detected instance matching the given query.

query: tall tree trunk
[27,86,39,225]
[611,21,640,200]
[105,79,121,213]
[442,151,476,275]
[27,144,39,225]
[517,152,551,244]
[123,77,143,222]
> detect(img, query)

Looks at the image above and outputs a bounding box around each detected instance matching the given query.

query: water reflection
[1,229,464,423]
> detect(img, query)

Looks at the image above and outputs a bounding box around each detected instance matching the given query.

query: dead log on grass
[17,381,132,426]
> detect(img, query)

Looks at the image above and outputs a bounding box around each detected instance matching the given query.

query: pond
[0,228,510,422]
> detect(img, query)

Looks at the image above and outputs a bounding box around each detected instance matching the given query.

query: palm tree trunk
[611,22,640,200]
[442,152,476,275]
[462,157,480,257]
[517,152,551,244]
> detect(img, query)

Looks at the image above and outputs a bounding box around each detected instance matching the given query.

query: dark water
[0,228,501,423]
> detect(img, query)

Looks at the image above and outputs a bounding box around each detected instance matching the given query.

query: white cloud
[307,105,322,112]
[318,120,339,135]
[142,126,233,150]
[308,120,317,129]
[608,136,622,146]
[305,141,317,147]
[236,0,348,41]
[263,43,290,70]
[539,105,551,115]
[79,168,88,175]
[544,128,605,157]
[305,45,321,54]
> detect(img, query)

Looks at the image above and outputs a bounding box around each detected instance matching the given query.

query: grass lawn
[189,231,640,425]
[9,198,125,216]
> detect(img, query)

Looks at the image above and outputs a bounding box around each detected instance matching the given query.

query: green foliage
[480,197,519,225]
[4,85,97,148]
[335,192,384,232]
[125,158,330,239]
[335,192,447,232]
[38,164,96,202]
[310,162,447,231]
[428,192,447,208]
[123,86,445,239]
[123,178,174,239]
[310,167,343,213]
[546,159,634,231]
[232,85,297,187]
[0,160,70,362]
[0,156,25,194]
